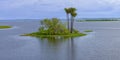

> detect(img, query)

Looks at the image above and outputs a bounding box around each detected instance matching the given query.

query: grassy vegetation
[21,32,86,38]
[0,26,12,29]
[84,30,93,32]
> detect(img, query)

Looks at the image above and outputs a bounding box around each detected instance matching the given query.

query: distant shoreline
[76,20,120,22]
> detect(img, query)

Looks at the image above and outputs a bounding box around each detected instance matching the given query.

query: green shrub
[0,26,11,29]
[38,18,70,35]
[84,30,93,32]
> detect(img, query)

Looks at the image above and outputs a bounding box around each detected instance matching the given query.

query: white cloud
[0,0,39,9]
[0,0,119,9]
[0,0,115,11]
[100,0,120,5]
[0,0,120,18]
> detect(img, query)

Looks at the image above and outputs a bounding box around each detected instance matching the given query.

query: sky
[0,0,120,19]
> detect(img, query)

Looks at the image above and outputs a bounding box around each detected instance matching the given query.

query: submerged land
[0,26,11,29]
[22,32,86,37]
[84,30,93,32]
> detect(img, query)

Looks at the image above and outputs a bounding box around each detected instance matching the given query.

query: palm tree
[69,7,77,33]
[70,12,77,33]
[64,8,70,31]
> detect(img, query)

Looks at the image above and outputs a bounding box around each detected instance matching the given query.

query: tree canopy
[39,18,70,35]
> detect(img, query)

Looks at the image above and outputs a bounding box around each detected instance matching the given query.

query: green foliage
[64,8,71,14]
[22,7,87,38]
[22,32,86,38]
[69,7,76,13]
[84,30,93,32]
[39,18,70,35]
[73,29,79,33]
[0,26,11,29]
[21,18,86,38]
[71,12,77,17]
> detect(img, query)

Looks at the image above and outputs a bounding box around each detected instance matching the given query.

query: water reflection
[36,36,71,46]
[67,37,76,60]
[36,36,76,60]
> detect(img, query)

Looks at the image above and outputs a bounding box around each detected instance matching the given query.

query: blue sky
[0,0,120,19]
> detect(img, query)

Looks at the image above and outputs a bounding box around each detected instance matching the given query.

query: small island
[84,30,93,32]
[22,7,86,38]
[22,18,86,37]
[0,26,12,29]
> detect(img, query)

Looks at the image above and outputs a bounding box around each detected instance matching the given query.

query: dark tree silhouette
[64,8,70,31]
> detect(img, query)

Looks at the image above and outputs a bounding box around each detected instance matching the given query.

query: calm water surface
[0,20,120,60]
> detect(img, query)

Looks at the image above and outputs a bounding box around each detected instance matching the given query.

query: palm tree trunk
[72,17,75,32]
[67,14,70,31]
[70,16,74,33]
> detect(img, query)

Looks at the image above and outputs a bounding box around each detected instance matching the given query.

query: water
[0,20,120,60]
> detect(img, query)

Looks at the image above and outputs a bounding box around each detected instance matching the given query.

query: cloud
[0,0,115,12]
[0,0,39,9]
[0,0,120,19]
